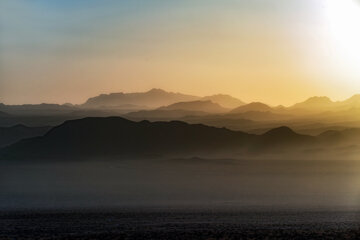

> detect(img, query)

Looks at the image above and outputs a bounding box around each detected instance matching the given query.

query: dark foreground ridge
[0,117,318,159]
[0,124,51,148]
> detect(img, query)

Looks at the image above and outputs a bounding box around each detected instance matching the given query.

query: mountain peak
[230,102,272,113]
[147,88,167,94]
[291,96,333,110]
[344,94,360,104]
[82,89,199,109]
[246,102,270,107]
[202,94,245,108]
[304,96,332,104]
[263,126,297,137]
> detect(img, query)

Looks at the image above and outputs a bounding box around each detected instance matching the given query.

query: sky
[1,0,360,106]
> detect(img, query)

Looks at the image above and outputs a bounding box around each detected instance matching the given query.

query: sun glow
[324,0,360,77]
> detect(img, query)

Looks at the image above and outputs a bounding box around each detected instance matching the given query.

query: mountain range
[81,89,360,113]
[2,89,360,116]
[2,89,360,137]
[230,102,273,113]
[82,88,245,109]
[3,116,358,160]
[290,95,360,112]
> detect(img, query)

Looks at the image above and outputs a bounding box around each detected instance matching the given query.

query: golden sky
[1,0,360,106]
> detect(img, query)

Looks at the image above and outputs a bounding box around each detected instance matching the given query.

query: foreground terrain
[1,209,360,239]
[1,158,360,239]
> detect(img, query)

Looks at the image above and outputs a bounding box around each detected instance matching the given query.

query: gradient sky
[1,0,360,105]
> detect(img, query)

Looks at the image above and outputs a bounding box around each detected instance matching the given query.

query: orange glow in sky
[1,0,360,105]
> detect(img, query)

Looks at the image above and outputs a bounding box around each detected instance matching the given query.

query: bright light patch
[323,0,360,77]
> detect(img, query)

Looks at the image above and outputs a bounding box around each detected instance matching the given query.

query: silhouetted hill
[230,102,273,113]
[0,103,77,116]
[82,89,199,108]
[337,95,360,111]
[0,117,254,159]
[182,116,256,131]
[82,89,247,110]
[0,124,51,147]
[125,109,209,121]
[318,128,360,144]
[291,96,334,111]
[5,93,360,130]
[158,100,228,113]
[342,94,360,106]
[289,95,360,113]
[0,117,325,160]
[226,111,293,121]
[318,130,344,144]
[263,126,313,142]
[201,94,245,108]
[252,126,316,151]
[0,108,123,127]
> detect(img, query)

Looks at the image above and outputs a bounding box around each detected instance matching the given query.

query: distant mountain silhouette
[158,100,228,113]
[0,103,77,116]
[125,109,209,120]
[0,124,51,147]
[82,89,247,110]
[4,92,360,136]
[0,117,321,160]
[201,94,245,108]
[227,111,293,121]
[291,96,334,111]
[0,107,123,127]
[82,88,199,109]
[318,128,360,144]
[342,94,360,106]
[289,95,360,112]
[318,130,344,144]
[230,102,273,113]
[249,126,316,152]
[182,115,256,131]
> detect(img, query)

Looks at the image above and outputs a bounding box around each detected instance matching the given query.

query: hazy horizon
[1,0,360,105]
[2,87,360,107]
[2,2,360,238]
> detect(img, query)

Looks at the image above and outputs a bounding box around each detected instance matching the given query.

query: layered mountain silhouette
[3,91,360,137]
[318,128,360,144]
[230,102,273,113]
[0,124,51,147]
[342,94,360,106]
[126,109,209,120]
[2,91,360,118]
[0,103,76,116]
[290,95,360,112]
[201,94,245,108]
[257,126,314,148]
[81,89,245,109]
[290,96,334,111]
[82,88,199,109]
[0,117,322,160]
[227,111,292,121]
[0,117,249,159]
[158,100,228,113]
[126,100,230,120]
